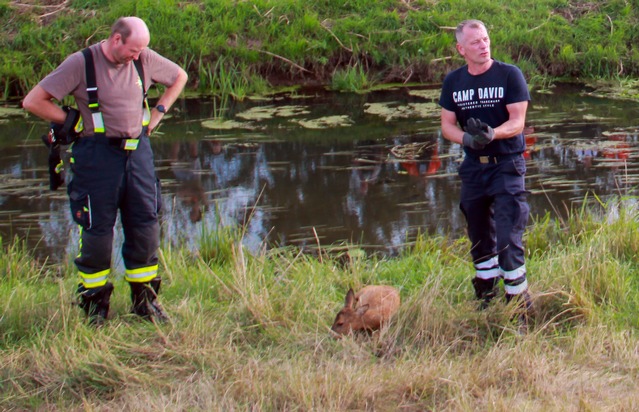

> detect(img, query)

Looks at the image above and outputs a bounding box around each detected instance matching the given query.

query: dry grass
[3,202,639,410]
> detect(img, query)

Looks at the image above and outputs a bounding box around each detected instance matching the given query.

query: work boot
[129,277,169,323]
[471,277,500,310]
[506,290,533,334]
[77,282,114,326]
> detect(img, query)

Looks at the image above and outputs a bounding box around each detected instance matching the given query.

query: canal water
[1,83,638,264]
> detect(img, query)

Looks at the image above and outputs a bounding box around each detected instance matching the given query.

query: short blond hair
[455,20,487,43]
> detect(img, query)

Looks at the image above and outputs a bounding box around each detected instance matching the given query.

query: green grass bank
[2,0,639,100]
[2,199,639,409]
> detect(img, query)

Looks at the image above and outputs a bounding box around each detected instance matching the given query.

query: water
[2,83,639,263]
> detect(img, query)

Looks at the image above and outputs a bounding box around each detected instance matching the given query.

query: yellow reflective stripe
[76,226,83,258]
[142,99,150,126]
[92,112,105,133]
[74,116,84,133]
[79,268,110,288]
[125,264,158,283]
[123,139,139,151]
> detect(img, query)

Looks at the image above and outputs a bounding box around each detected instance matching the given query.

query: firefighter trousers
[458,153,530,296]
[68,133,162,289]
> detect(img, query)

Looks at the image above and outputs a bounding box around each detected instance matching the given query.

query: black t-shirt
[439,60,531,156]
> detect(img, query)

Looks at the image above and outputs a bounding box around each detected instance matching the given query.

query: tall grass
[3,199,639,409]
[4,1,639,100]
[330,64,375,93]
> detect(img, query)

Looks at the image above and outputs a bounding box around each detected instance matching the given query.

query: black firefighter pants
[68,134,162,289]
[458,154,530,296]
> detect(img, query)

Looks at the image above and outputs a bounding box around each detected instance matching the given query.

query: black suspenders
[81,47,149,135]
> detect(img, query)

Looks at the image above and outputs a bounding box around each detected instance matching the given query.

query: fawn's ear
[355,304,369,316]
[345,288,355,308]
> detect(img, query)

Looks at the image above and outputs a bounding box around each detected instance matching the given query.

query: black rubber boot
[506,290,533,334]
[471,277,500,310]
[77,282,114,326]
[129,277,169,323]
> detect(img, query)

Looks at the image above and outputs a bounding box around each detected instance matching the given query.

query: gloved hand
[41,134,64,190]
[45,106,82,146]
[462,132,485,150]
[40,106,80,191]
[466,117,495,145]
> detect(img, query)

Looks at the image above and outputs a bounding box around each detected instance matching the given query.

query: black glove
[45,106,82,146]
[41,133,64,190]
[462,132,485,150]
[40,105,80,191]
[466,117,495,145]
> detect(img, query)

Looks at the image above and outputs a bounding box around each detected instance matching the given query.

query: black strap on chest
[81,47,147,113]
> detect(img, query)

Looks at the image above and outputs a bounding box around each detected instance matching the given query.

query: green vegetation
[2,0,639,99]
[3,198,639,409]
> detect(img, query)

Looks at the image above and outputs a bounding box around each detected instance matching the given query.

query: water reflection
[2,83,639,263]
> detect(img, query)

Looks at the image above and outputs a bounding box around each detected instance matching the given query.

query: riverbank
[3,0,639,100]
[2,198,639,409]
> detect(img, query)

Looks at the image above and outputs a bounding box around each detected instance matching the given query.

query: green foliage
[4,0,639,100]
[5,200,639,408]
[330,64,375,92]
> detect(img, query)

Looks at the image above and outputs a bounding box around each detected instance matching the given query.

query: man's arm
[440,108,465,144]
[22,85,67,124]
[493,101,528,139]
[147,68,188,135]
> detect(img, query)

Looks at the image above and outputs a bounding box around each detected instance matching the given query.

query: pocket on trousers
[155,178,163,213]
[69,191,92,229]
[506,156,526,177]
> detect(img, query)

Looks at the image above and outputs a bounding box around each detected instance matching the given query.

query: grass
[4,1,639,99]
[3,198,639,410]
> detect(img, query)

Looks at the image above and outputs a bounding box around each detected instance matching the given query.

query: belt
[469,153,521,164]
[91,135,141,151]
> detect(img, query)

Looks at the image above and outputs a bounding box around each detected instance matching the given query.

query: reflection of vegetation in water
[364,102,439,121]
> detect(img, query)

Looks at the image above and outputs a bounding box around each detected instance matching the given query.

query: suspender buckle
[122,139,140,151]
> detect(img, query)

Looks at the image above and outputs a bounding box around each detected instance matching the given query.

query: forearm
[493,118,525,140]
[155,69,188,111]
[441,120,465,145]
[22,85,66,124]
[494,101,528,139]
[147,69,188,134]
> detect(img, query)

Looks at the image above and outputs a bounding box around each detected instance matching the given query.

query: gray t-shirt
[39,41,181,138]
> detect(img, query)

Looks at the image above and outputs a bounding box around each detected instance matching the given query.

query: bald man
[23,16,188,325]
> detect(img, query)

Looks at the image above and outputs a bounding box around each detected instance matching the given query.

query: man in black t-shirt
[438,19,532,329]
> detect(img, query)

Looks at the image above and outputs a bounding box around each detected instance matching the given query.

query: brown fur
[331,285,400,336]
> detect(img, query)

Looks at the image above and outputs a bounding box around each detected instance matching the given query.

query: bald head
[103,16,150,64]
[111,17,150,45]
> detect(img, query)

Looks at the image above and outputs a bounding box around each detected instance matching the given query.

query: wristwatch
[155,104,166,114]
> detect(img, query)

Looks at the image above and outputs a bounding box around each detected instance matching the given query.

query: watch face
[156,105,166,113]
